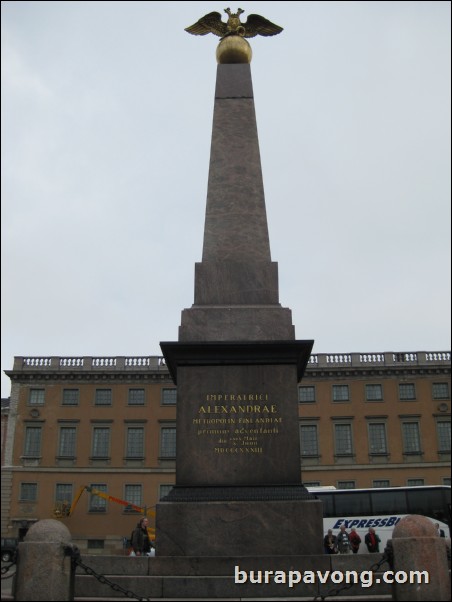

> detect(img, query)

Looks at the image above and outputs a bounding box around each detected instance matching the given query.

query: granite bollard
[14,519,76,601]
[390,514,450,601]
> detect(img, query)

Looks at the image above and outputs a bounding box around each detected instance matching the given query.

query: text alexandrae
[193,391,282,454]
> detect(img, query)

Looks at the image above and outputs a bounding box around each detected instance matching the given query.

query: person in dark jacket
[131,517,151,556]
[364,527,381,553]
[323,529,338,554]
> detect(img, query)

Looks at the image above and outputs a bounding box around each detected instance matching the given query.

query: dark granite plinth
[160,341,313,487]
[156,497,323,556]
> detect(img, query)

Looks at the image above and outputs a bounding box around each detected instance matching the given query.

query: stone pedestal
[390,515,450,601]
[157,495,323,556]
[161,341,312,487]
[157,341,321,557]
[14,519,75,601]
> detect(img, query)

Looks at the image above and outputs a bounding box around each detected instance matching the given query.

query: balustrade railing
[14,350,450,372]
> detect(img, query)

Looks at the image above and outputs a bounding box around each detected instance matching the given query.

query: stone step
[74,554,391,599]
[1,568,393,602]
[74,598,392,602]
[75,553,388,576]
[75,574,391,599]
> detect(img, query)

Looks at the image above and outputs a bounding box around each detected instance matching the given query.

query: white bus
[308,485,451,554]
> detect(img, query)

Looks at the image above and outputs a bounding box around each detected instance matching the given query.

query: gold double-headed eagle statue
[185,8,283,64]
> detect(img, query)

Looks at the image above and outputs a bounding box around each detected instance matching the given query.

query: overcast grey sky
[2,1,451,397]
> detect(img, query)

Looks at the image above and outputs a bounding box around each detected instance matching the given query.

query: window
[55,483,73,504]
[58,427,76,457]
[128,389,145,406]
[332,385,349,402]
[89,484,107,512]
[407,479,424,487]
[92,427,110,458]
[62,389,79,406]
[372,489,406,514]
[299,386,316,403]
[399,383,416,400]
[124,484,142,511]
[433,383,449,399]
[373,480,390,488]
[95,389,112,406]
[334,424,353,455]
[303,482,320,488]
[333,491,369,516]
[443,477,451,486]
[160,427,176,457]
[337,481,355,489]
[162,389,177,405]
[54,483,73,517]
[368,423,388,454]
[20,482,37,501]
[29,389,45,405]
[365,384,383,401]
[300,425,319,456]
[402,422,421,453]
[24,426,42,456]
[159,484,174,500]
[436,421,451,452]
[406,487,444,516]
[126,427,144,458]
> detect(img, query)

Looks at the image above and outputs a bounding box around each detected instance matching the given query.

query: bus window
[371,489,406,515]
[316,492,334,517]
[334,491,370,517]
[407,488,448,524]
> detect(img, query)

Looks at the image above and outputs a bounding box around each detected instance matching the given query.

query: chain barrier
[5,543,397,599]
[66,546,152,601]
[313,547,391,601]
[1,554,17,580]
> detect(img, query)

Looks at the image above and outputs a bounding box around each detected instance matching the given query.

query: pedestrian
[131,517,151,556]
[336,524,351,554]
[323,529,338,554]
[349,527,361,554]
[364,527,381,553]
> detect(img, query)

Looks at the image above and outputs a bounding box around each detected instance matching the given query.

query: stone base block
[179,306,295,341]
[155,498,323,556]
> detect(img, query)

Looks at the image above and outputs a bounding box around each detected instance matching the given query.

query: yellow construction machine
[53,485,155,538]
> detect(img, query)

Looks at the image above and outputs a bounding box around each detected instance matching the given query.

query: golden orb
[216,35,252,64]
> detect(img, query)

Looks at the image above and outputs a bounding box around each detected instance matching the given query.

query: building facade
[1,350,450,553]
[299,351,450,488]
[1,397,10,466]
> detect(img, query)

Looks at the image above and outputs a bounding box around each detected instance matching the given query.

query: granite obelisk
[158,10,322,557]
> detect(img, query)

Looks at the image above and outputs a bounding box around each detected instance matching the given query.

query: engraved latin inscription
[192,392,283,454]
